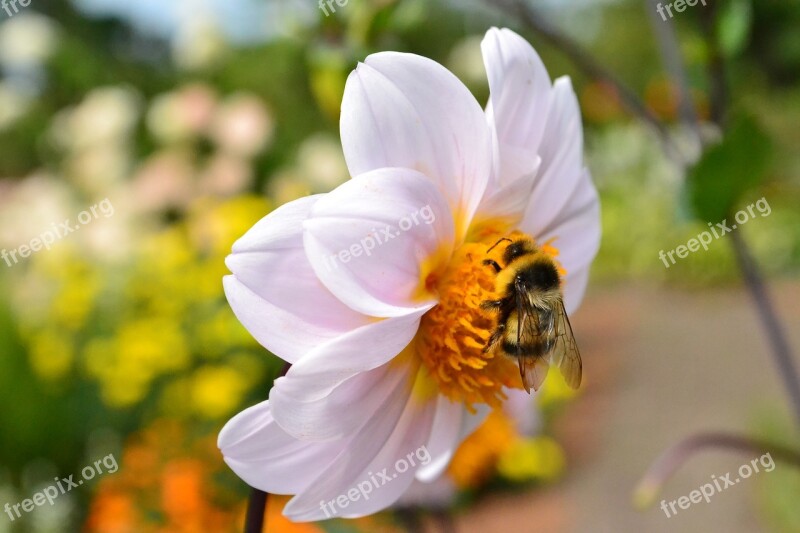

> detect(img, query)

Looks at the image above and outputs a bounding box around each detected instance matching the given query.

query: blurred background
[0,0,798,531]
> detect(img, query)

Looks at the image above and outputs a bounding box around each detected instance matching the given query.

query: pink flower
[219,27,600,521]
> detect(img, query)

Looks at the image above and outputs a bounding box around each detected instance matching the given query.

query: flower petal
[415,395,464,483]
[532,170,601,314]
[502,387,541,436]
[218,400,347,495]
[224,196,369,363]
[304,168,454,317]
[340,52,492,239]
[271,311,424,407]
[482,27,552,186]
[283,385,437,521]
[472,150,540,232]
[270,357,411,441]
[523,77,587,234]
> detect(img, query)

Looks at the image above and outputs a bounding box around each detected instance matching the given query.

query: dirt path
[448,281,800,533]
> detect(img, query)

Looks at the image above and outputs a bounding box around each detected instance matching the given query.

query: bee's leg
[482,259,502,273]
[480,299,504,311]
[484,324,504,353]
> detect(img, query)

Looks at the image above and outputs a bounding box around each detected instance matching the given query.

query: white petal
[473,151,540,230]
[304,168,453,317]
[340,52,492,239]
[459,403,491,441]
[283,387,437,521]
[415,396,464,482]
[270,358,410,441]
[482,27,552,185]
[232,195,321,253]
[218,401,347,494]
[502,388,541,436]
[224,196,368,363]
[523,77,587,234]
[413,403,489,482]
[532,172,601,314]
[271,311,424,406]
[563,264,592,315]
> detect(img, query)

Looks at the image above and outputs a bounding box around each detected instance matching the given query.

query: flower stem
[730,229,800,426]
[244,489,267,533]
[433,510,458,533]
[633,431,800,508]
[242,362,292,533]
[396,508,425,533]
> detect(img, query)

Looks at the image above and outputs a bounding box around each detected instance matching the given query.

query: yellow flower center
[411,230,561,410]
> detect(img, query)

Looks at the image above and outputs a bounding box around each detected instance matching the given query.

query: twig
[487,0,681,161]
[633,431,800,507]
[730,229,800,426]
[700,0,727,126]
[645,0,702,151]
[695,0,800,427]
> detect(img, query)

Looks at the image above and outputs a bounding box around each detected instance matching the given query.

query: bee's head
[503,239,537,266]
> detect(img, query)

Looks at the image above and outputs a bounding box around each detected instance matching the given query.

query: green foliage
[684,113,773,223]
[716,0,753,58]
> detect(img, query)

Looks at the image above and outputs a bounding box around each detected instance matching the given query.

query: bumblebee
[481,237,582,392]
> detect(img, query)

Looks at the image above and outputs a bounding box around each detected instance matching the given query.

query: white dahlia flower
[219,27,600,521]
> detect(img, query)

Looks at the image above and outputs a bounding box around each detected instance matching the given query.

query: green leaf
[683,113,773,222]
[716,0,753,57]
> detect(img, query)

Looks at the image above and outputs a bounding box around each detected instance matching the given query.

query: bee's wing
[550,299,582,389]
[518,354,550,393]
[515,279,552,393]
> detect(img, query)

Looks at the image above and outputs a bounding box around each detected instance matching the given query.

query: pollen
[413,231,561,409]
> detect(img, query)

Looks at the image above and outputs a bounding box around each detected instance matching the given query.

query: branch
[645,0,702,149]
[730,229,800,426]
[700,0,727,125]
[695,0,800,427]
[633,431,800,507]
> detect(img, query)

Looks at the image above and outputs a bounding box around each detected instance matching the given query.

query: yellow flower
[50,274,99,330]
[497,436,566,483]
[29,330,74,381]
[190,366,248,420]
[84,319,189,408]
[537,370,579,408]
[447,409,517,489]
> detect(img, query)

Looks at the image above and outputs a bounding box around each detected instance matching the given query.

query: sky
[71,0,314,43]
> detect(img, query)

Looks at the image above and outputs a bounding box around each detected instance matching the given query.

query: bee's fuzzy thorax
[495,252,561,295]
